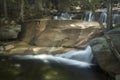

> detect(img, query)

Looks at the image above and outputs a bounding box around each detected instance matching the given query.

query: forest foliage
[0,0,119,22]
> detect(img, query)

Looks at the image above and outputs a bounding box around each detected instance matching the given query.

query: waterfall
[99,12,107,23]
[99,11,120,25]
[84,10,120,26]
[60,13,72,20]
[10,45,94,69]
[84,11,95,22]
[112,12,120,25]
[55,45,93,63]
[53,12,74,20]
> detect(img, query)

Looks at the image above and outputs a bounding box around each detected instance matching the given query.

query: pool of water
[0,55,109,80]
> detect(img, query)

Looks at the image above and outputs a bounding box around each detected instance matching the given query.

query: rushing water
[53,12,74,20]
[84,11,95,22]
[99,12,107,23]
[112,12,120,24]
[0,46,108,80]
[84,11,120,25]
[55,45,93,63]
[53,11,120,26]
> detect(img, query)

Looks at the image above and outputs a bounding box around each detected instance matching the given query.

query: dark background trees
[0,0,119,22]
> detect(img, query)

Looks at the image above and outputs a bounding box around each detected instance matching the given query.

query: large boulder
[1,20,104,54]
[90,27,120,74]
[22,20,104,48]
[0,21,21,40]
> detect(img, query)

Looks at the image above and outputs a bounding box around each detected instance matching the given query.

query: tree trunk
[4,0,8,18]
[107,0,112,31]
[20,0,24,22]
[36,0,44,11]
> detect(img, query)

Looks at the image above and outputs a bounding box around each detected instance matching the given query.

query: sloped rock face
[90,27,120,74]
[22,20,103,48]
[0,20,104,55]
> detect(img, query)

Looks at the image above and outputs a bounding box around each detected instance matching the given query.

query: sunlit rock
[22,20,103,48]
[4,44,14,50]
[0,20,104,54]
[9,47,30,54]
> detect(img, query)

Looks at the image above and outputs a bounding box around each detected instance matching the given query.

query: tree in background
[107,0,113,31]
[20,0,24,22]
[0,0,119,23]
[3,0,8,19]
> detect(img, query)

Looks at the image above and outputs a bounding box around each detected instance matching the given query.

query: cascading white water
[99,12,107,23]
[55,45,93,63]
[0,45,108,80]
[12,45,94,68]
[112,12,120,24]
[84,11,95,22]
[53,12,75,20]
[84,10,120,25]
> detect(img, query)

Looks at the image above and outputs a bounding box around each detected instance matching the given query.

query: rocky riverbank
[0,20,104,55]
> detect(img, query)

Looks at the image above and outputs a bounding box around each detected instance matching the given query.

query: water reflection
[0,46,108,80]
[0,60,73,80]
[0,58,107,80]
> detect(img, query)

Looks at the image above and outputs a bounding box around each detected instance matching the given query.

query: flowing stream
[84,10,120,26]
[0,46,108,80]
[53,11,120,26]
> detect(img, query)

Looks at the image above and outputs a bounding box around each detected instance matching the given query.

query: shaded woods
[0,0,119,21]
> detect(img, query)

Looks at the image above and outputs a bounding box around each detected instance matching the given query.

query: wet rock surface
[90,27,120,74]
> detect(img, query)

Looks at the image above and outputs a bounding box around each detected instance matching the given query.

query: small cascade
[99,12,107,23]
[55,45,93,63]
[84,11,95,22]
[112,12,120,25]
[53,12,74,20]
[84,10,120,26]
[0,45,108,80]
[9,45,94,68]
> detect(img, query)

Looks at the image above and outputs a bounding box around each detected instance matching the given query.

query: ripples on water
[0,46,108,80]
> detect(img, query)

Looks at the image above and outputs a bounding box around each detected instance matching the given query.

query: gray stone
[90,27,120,74]
[0,24,21,40]
[0,46,4,51]
[116,74,120,80]
[4,45,14,50]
